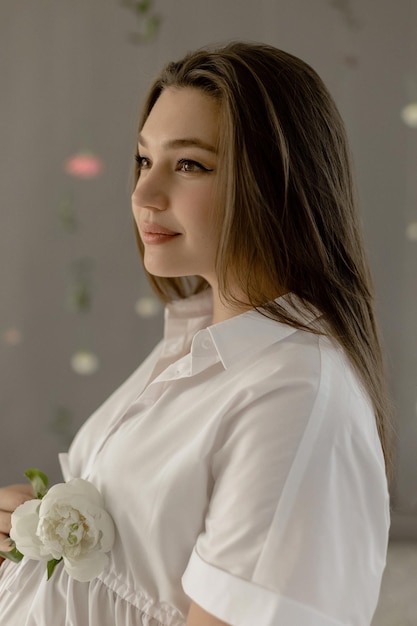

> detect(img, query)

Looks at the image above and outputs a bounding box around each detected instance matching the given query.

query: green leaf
[24,468,49,499]
[144,15,160,39]
[0,546,24,563]
[136,0,151,15]
[47,558,63,580]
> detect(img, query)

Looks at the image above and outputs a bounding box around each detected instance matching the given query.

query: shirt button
[201,338,212,350]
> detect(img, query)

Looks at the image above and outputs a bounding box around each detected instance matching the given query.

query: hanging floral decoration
[58,193,78,233]
[48,407,76,448]
[70,350,100,376]
[402,76,417,243]
[329,0,361,30]
[406,222,417,242]
[67,258,94,314]
[120,0,161,43]
[134,295,161,318]
[2,328,23,346]
[401,103,417,128]
[65,151,104,179]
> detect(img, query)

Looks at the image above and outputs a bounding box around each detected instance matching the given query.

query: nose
[131,165,169,214]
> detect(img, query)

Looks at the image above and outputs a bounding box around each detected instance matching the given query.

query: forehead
[140,87,221,145]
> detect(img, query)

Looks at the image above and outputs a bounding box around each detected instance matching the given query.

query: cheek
[185,189,216,232]
[131,194,139,222]
[188,214,217,254]
[132,211,140,231]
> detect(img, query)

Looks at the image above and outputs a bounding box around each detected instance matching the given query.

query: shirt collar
[209,295,320,369]
[164,289,213,343]
[165,291,321,371]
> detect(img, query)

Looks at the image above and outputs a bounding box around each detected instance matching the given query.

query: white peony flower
[10,499,49,560]
[10,478,115,582]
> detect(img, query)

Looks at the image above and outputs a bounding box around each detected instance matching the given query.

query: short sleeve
[182,337,390,626]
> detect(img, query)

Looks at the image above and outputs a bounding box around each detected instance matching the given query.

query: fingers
[0,484,34,567]
[0,510,12,535]
[0,483,34,551]
[0,484,34,514]
[9,484,34,495]
[0,531,12,552]
[0,528,13,571]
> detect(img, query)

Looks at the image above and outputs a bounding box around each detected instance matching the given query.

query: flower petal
[42,479,103,509]
[11,475,115,581]
[10,500,51,561]
[94,510,115,552]
[63,551,108,582]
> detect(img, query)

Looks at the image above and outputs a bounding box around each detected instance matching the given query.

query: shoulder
[186,329,389,626]
[226,324,363,417]
[212,324,383,476]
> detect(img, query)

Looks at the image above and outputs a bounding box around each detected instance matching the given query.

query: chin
[144,264,183,279]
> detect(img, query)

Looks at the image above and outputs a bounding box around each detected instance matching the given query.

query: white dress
[0,291,390,626]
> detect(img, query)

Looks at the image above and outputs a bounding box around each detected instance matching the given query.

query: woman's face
[132,87,220,287]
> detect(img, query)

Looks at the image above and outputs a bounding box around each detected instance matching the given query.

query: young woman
[0,42,391,626]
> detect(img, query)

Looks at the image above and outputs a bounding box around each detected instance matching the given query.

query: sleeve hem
[181,549,344,626]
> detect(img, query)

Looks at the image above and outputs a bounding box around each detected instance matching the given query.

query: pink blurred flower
[65,152,104,179]
[2,328,22,346]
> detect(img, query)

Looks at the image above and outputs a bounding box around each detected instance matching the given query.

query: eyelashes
[176,158,213,173]
[134,154,213,173]
[135,155,150,169]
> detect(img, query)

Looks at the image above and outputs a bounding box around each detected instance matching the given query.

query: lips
[141,222,179,236]
[140,222,180,245]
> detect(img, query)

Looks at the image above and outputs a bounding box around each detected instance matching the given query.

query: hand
[186,602,231,626]
[0,484,34,564]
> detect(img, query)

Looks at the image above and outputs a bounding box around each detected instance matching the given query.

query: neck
[210,288,252,325]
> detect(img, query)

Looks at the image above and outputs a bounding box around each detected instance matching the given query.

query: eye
[177,159,213,173]
[135,154,151,170]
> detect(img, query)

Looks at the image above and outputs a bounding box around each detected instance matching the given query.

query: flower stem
[0,547,24,563]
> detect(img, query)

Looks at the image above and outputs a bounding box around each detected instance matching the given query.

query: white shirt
[0,290,389,626]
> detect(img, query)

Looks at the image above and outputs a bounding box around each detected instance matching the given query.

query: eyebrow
[138,133,217,154]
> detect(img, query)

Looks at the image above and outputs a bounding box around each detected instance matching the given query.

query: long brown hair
[134,42,393,472]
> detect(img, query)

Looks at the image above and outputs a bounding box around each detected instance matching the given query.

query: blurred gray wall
[1,0,416,535]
